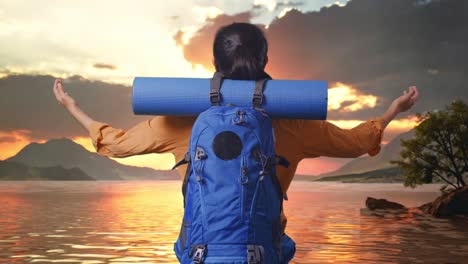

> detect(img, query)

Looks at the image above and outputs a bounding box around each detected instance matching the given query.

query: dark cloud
[93,63,117,70]
[0,74,149,140]
[177,0,468,120]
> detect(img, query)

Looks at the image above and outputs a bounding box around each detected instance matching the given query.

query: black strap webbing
[275,155,290,168]
[172,152,191,170]
[172,152,191,208]
[181,162,191,208]
[210,72,224,106]
[252,78,270,108]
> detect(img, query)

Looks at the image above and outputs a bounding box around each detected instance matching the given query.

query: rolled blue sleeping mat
[132,77,328,119]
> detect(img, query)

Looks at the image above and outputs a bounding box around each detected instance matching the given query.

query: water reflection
[0,181,467,263]
[284,184,468,263]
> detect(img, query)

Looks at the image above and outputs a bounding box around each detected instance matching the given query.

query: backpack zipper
[239,155,248,222]
[194,156,208,236]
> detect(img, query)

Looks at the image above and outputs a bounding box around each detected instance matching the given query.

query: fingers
[402,86,416,102]
[53,79,66,104]
[411,86,419,100]
[408,86,418,101]
[56,79,64,94]
[407,86,419,107]
[53,79,61,102]
[56,79,67,98]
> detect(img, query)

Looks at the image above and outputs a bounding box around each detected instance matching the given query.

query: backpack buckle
[233,110,247,125]
[190,244,206,264]
[210,72,224,106]
[247,245,264,264]
[252,78,269,109]
[195,147,207,160]
[210,91,221,106]
[252,93,263,108]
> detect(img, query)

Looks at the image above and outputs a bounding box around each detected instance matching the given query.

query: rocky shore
[363,186,468,218]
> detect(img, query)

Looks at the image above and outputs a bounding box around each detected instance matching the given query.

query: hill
[6,138,179,180]
[318,130,414,178]
[314,167,403,183]
[0,160,94,180]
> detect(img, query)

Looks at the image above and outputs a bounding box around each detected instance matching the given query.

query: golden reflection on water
[0,181,184,263]
[0,181,467,264]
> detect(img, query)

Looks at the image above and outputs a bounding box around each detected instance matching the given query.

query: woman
[53,23,418,262]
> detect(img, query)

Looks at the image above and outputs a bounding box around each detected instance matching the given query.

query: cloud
[177,0,468,121]
[414,0,435,7]
[0,0,219,84]
[328,82,378,112]
[329,115,420,135]
[174,11,253,71]
[0,1,353,83]
[0,74,150,140]
[93,63,117,70]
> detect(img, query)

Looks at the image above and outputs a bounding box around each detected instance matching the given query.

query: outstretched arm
[53,79,94,130]
[381,86,419,129]
[52,79,192,158]
[302,86,419,158]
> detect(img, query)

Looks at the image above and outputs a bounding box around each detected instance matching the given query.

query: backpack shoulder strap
[210,72,224,106]
[252,77,271,108]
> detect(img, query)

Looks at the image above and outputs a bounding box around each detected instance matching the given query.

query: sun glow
[328,82,378,112]
[0,130,46,160]
[328,116,420,132]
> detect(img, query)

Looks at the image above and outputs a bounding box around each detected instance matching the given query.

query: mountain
[6,138,179,180]
[314,167,403,183]
[318,129,415,178]
[0,160,94,180]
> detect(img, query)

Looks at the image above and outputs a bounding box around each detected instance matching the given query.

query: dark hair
[213,22,271,80]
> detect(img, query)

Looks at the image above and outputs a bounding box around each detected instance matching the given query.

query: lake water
[0,181,467,264]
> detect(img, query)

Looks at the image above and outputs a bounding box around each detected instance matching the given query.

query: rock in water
[366,197,406,210]
[424,186,468,218]
[417,202,432,212]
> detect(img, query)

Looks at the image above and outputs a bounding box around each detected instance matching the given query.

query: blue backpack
[173,72,296,263]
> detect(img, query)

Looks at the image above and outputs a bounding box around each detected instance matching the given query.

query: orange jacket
[88,116,384,193]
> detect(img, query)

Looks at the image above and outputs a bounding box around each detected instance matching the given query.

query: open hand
[391,86,419,113]
[53,79,76,108]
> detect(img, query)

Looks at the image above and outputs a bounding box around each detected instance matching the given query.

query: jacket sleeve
[87,116,192,158]
[301,118,385,158]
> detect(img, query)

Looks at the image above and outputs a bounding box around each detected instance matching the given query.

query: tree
[391,100,468,189]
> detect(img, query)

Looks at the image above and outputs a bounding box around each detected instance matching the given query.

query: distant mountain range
[315,167,403,183]
[2,138,179,180]
[0,160,94,180]
[317,129,415,179]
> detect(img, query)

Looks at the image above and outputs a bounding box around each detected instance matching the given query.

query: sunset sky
[1,0,466,175]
